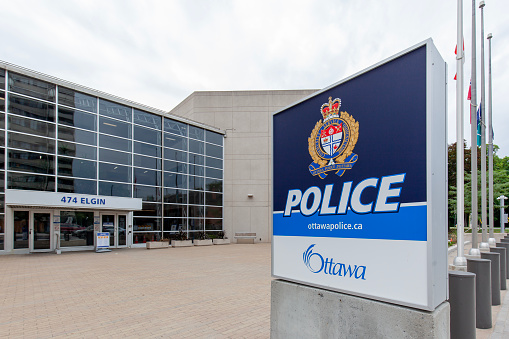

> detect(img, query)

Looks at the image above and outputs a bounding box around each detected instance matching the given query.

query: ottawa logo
[308,97,359,178]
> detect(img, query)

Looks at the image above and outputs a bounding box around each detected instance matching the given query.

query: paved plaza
[0,244,271,338]
[2,241,508,338]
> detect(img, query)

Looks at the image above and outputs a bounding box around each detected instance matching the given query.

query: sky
[1,0,508,156]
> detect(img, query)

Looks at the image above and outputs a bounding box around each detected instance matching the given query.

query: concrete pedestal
[271,280,449,339]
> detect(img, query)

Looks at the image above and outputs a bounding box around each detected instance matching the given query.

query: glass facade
[0,69,224,249]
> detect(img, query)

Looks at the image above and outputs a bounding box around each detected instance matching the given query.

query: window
[134,109,161,129]
[100,116,131,139]
[58,126,97,146]
[164,118,187,136]
[205,130,223,146]
[58,157,96,179]
[8,94,55,122]
[133,168,161,186]
[8,173,55,191]
[99,148,131,166]
[99,134,131,152]
[8,115,55,138]
[134,125,160,145]
[58,107,97,131]
[9,72,55,102]
[99,181,131,197]
[99,99,131,122]
[9,132,55,153]
[9,151,54,174]
[99,163,131,183]
[189,126,204,140]
[58,178,97,195]
[58,87,97,113]
[58,141,97,160]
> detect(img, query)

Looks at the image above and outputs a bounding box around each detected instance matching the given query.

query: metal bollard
[449,271,476,339]
[491,247,507,290]
[467,258,492,329]
[481,252,501,305]
[497,242,509,279]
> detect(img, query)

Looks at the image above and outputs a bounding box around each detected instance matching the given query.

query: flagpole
[488,32,495,243]
[454,0,466,267]
[469,0,480,255]
[479,0,489,249]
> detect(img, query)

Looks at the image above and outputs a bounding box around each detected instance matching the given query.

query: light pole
[488,32,495,246]
[479,0,489,250]
[498,195,507,234]
[453,0,467,267]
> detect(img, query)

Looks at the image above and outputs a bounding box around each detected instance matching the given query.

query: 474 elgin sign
[308,97,359,179]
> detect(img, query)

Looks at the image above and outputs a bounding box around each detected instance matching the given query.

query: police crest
[308,97,359,178]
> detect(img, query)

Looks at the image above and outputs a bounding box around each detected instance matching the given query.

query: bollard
[467,258,492,328]
[481,252,501,305]
[491,247,507,290]
[497,242,509,279]
[449,271,476,339]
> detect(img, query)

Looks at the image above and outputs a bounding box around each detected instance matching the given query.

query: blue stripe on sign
[273,205,427,241]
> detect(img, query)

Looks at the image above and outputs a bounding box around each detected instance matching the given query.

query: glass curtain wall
[1,68,223,248]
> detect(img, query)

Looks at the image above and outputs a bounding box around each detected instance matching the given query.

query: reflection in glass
[164,134,186,150]
[205,143,222,158]
[8,173,55,191]
[134,125,160,145]
[134,142,160,157]
[0,69,4,90]
[8,94,55,121]
[205,156,222,169]
[205,178,223,192]
[118,215,127,246]
[0,93,4,112]
[189,190,204,205]
[134,168,160,186]
[58,107,97,130]
[133,218,161,231]
[206,206,222,218]
[205,130,223,146]
[13,211,29,249]
[134,154,160,170]
[190,176,204,190]
[189,205,203,218]
[58,87,97,113]
[206,192,222,206]
[133,232,162,243]
[9,132,55,153]
[99,148,131,165]
[58,141,97,160]
[164,118,187,136]
[8,115,55,138]
[134,109,162,129]
[60,211,94,247]
[58,178,97,195]
[99,181,131,197]
[58,126,97,146]
[163,172,187,189]
[205,219,222,231]
[99,163,131,183]
[164,204,186,218]
[100,116,131,138]
[99,99,131,122]
[164,148,186,162]
[99,134,131,152]
[0,214,4,233]
[9,151,54,174]
[163,188,187,204]
[9,72,55,102]
[188,219,204,231]
[163,218,186,232]
[134,185,161,202]
[0,194,4,213]
[189,165,204,176]
[206,167,223,179]
[189,154,204,165]
[164,160,187,173]
[58,157,96,179]
[189,126,204,140]
[189,139,204,154]
[134,203,162,217]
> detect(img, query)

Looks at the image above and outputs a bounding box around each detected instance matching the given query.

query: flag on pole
[477,102,482,146]
[467,80,471,100]
[454,41,465,80]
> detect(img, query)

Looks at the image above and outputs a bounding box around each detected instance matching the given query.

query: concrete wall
[170,90,317,242]
[271,280,450,339]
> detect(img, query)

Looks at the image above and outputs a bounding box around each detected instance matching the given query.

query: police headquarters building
[0,61,314,254]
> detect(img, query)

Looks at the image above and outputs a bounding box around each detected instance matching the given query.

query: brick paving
[0,244,272,339]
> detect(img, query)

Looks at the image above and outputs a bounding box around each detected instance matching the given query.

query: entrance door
[31,211,52,252]
[101,213,128,248]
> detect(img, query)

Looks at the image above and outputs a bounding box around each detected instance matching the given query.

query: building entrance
[100,213,128,248]
[13,210,53,252]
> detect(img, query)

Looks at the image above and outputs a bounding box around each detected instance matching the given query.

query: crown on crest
[321,97,341,121]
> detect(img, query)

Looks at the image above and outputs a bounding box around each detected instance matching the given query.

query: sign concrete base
[270,280,449,339]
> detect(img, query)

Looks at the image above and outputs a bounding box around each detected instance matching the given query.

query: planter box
[194,239,213,246]
[213,238,230,245]
[171,240,193,247]
[146,241,170,249]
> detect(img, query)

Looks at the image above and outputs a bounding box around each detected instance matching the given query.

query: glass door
[118,214,127,247]
[30,211,52,252]
[101,214,115,247]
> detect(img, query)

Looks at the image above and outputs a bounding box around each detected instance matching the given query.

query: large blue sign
[272,40,447,311]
